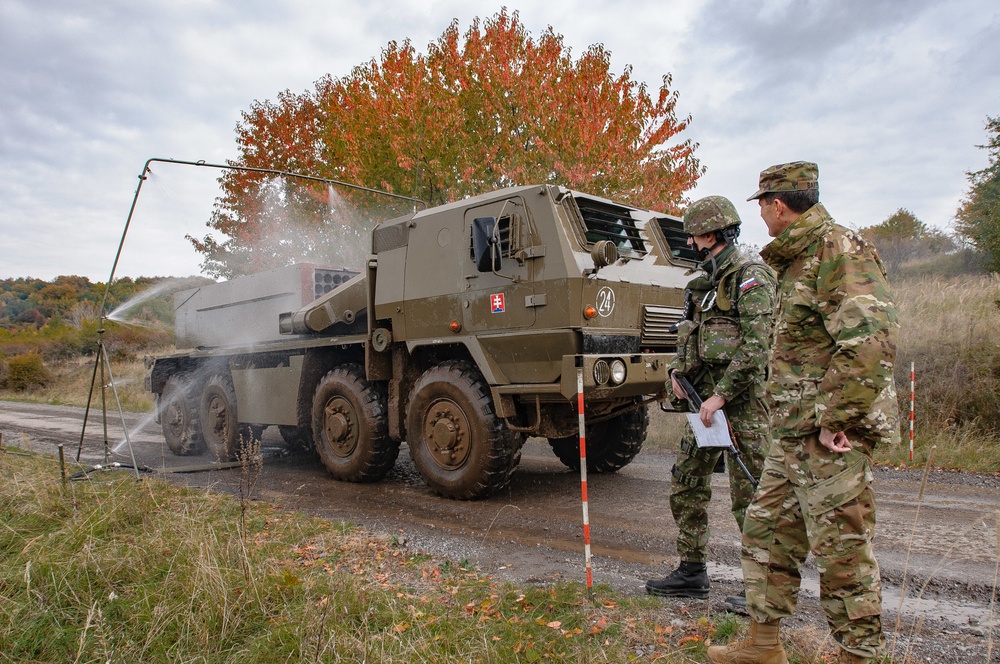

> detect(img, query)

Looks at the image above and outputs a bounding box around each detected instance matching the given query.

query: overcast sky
[1,0,997,282]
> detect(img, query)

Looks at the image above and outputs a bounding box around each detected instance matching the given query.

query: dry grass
[0,447,837,663]
[880,272,1000,470]
[0,354,157,412]
[645,407,687,451]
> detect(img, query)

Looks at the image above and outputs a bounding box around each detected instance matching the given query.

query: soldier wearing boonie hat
[746,161,819,201]
[708,165,900,664]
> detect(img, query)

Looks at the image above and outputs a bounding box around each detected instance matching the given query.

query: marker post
[909,361,915,462]
[577,368,593,598]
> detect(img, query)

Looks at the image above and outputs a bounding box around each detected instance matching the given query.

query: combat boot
[706,620,787,664]
[645,561,709,598]
[836,649,871,663]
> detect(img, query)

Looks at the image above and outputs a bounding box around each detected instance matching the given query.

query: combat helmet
[682,195,741,236]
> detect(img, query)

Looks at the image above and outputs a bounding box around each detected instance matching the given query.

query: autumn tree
[955,115,1000,272]
[192,9,703,278]
[859,208,954,274]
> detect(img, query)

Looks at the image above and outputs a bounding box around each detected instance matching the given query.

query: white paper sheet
[686,410,733,448]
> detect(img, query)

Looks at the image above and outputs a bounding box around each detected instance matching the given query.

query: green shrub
[2,352,51,391]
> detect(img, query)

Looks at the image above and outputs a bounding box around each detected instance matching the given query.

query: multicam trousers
[741,432,885,658]
[669,399,767,563]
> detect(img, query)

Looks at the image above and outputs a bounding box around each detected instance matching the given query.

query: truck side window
[471,215,512,272]
[575,198,647,257]
[655,217,700,262]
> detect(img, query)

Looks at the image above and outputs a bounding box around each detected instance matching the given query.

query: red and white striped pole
[909,361,915,462]
[577,367,593,594]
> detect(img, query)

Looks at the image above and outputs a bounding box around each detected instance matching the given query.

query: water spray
[77,157,427,471]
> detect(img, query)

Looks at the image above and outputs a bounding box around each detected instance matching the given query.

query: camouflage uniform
[740,168,900,659]
[668,242,774,563]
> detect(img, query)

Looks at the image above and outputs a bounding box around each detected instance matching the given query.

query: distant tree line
[0,276,166,331]
[0,276,212,372]
[858,208,956,274]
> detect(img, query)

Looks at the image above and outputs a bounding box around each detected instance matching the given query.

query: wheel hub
[207,395,230,439]
[324,397,357,457]
[425,401,471,470]
[166,401,184,434]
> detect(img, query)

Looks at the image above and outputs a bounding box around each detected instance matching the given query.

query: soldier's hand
[670,373,686,401]
[819,427,853,453]
[699,394,726,427]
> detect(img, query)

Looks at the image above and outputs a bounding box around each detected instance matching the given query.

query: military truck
[146,184,698,499]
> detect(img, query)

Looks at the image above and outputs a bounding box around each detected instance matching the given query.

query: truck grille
[641,304,685,348]
[583,334,639,354]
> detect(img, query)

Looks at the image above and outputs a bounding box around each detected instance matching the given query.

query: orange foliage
[195,9,703,278]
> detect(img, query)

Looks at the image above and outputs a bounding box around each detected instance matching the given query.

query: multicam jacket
[669,244,776,405]
[759,203,901,445]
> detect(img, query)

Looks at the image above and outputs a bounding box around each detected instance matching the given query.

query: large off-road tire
[406,361,519,500]
[548,402,648,473]
[311,364,398,482]
[160,373,205,456]
[199,373,242,461]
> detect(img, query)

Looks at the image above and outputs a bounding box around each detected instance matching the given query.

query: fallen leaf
[588,617,608,634]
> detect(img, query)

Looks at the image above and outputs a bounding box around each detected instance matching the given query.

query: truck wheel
[160,373,205,456]
[200,374,242,461]
[406,361,518,500]
[311,364,397,482]
[548,402,648,472]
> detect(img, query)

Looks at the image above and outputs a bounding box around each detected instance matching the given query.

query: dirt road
[3,400,998,661]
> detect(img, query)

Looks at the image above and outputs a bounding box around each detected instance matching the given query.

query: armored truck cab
[147,184,698,499]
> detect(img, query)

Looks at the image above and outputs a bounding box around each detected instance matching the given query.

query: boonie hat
[747,161,819,201]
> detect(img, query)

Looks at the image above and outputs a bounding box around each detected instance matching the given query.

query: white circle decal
[596,286,616,317]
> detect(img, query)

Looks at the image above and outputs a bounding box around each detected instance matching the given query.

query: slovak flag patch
[739,277,759,292]
[491,293,506,313]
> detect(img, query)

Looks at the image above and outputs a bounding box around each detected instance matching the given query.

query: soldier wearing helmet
[645,196,775,611]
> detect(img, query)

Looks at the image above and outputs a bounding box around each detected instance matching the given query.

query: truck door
[461,196,541,332]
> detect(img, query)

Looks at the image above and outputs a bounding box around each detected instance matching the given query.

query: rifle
[666,288,694,334]
[673,373,759,489]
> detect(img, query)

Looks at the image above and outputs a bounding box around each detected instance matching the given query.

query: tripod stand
[75,319,141,479]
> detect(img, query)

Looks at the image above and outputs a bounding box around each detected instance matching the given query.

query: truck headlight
[593,359,611,385]
[609,359,627,385]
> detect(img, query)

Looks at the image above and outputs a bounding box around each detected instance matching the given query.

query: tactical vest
[674,259,759,379]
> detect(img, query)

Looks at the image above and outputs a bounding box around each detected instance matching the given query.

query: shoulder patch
[739,276,761,292]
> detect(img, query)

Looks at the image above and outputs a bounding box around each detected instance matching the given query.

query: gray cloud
[0,0,996,279]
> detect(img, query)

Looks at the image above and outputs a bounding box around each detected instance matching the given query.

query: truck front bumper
[558,352,673,401]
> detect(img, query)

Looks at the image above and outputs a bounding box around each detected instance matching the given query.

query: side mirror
[591,240,619,269]
[472,216,501,272]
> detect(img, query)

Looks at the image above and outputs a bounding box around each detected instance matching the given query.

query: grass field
[4,449,837,663]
